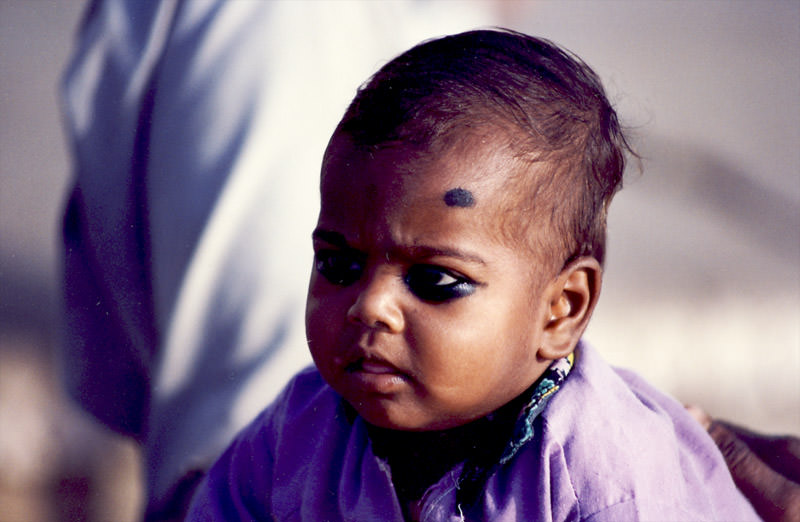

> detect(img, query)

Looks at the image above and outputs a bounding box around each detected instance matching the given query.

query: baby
[187,29,759,521]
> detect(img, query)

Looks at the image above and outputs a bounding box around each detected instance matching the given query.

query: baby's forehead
[322,130,530,204]
[320,131,567,264]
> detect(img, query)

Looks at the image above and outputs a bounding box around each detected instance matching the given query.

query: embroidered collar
[499,352,574,464]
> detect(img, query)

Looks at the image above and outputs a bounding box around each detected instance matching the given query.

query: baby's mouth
[358,360,400,374]
[346,358,402,375]
[344,357,411,392]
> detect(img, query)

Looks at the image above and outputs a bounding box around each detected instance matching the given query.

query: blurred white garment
[61,0,496,514]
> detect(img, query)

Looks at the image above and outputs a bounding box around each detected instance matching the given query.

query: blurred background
[1,1,797,520]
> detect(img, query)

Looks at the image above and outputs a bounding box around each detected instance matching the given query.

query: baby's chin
[349,398,483,432]
[350,401,431,432]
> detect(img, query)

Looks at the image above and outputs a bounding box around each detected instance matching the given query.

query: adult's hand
[687,406,800,522]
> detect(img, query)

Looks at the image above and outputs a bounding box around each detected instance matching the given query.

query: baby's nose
[346,270,404,333]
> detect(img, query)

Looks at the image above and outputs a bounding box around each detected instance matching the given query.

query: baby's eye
[404,265,477,302]
[314,249,364,286]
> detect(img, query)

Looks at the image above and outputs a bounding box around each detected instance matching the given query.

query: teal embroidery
[499,353,574,464]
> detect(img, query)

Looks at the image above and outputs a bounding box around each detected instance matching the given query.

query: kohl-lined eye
[404,264,477,302]
[314,249,365,286]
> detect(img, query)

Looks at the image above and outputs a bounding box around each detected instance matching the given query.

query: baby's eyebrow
[402,245,486,265]
[443,188,475,208]
[312,229,349,248]
[313,228,485,265]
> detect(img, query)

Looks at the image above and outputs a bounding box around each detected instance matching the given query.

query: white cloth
[61,0,495,511]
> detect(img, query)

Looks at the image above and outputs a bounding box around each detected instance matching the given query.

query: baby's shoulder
[530,343,758,520]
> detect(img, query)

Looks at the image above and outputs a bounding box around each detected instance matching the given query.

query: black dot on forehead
[443,188,475,208]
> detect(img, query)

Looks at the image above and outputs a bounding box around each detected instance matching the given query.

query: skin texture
[687,406,800,522]
[306,132,601,431]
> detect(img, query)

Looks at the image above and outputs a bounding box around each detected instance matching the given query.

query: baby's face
[306,133,558,431]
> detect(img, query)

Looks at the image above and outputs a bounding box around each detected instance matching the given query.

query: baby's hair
[336,28,635,266]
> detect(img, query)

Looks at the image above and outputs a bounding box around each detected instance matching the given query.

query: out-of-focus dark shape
[688,406,800,522]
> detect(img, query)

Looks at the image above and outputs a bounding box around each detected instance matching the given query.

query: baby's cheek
[306,300,338,353]
[416,322,490,381]
[307,288,347,324]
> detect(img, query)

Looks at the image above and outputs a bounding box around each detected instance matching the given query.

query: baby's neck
[366,391,531,520]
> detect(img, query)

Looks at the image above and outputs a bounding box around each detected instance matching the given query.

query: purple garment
[186,342,759,521]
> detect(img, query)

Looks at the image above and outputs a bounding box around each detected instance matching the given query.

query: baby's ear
[538,257,602,360]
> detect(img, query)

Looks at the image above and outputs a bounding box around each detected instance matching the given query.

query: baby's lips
[360,360,400,374]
